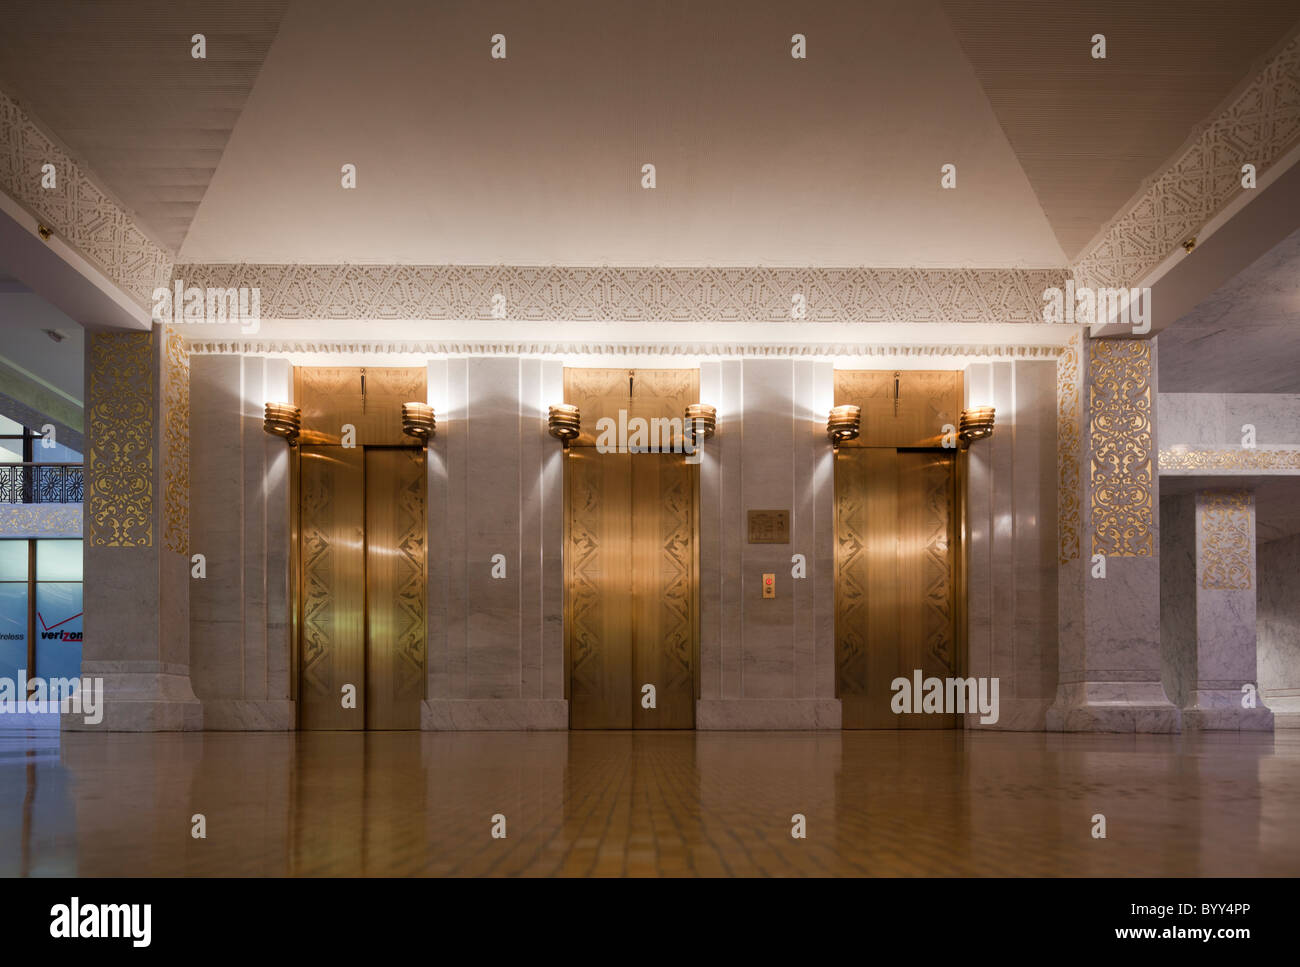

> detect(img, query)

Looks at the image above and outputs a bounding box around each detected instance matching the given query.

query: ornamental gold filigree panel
[1199,492,1253,591]
[1088,340,1153,558]
[163,326,190,554]
[87,331,154,547]
[1159,448,1300,471]
[1057,331,1082,563]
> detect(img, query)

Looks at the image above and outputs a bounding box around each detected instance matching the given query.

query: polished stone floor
[2,729,1298,876]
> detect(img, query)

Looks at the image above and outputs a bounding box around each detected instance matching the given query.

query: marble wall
[964,359,1059,729]
[188,355,294,730]
[1159,393,1300,445]
[1258,532,1300,728]
[1159,494,1197,708]
[696,359,838,729]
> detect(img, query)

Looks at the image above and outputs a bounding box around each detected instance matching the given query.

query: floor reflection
[0,729,1296,876]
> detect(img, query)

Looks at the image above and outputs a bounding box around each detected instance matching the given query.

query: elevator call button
[762,573,776,598]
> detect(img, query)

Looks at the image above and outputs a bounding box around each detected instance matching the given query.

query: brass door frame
[291,365,429,730]
[561,367,701,729]
[832,369,968,728]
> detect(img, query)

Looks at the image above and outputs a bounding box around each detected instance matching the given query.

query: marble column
[68,325,201,730]
[696,359,838,729]
[964,359,1059,729]
[187,355,295,729]
[1258,533,1300,728]
[422,357,567,729]
[1180,491,1272,730]
[1047,336,1180,732]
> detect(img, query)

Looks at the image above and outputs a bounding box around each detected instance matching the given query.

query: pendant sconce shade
[401,402,436,441]
[958,406,996,448]
[685,403,717,446]
[263,402,302,444]
[548,404,581,446]
[827,405,861,446]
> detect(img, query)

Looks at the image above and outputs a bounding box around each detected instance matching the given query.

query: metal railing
[0,463,84,504]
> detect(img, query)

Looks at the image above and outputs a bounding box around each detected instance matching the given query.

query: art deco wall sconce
[263,402,302,445]
[958,407,996,448]
[401,402,436,442]
[827,405,861,448]
[548,404,581,447]
[685,404,717,448]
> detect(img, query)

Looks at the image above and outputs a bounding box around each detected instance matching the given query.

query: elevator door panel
[566,450,696,729]
[365,448,428,730]
[631,453,696,729]
[299,447,367,730]
[567,448,634,729]
[836,448,957,729]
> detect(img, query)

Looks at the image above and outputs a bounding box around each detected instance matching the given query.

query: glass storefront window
[34,583,82,682]
[0,583,28,683]
[36,541,82,582]
[0,541,27,581]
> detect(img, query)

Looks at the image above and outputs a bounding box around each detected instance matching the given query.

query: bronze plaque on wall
[747,510,790,544]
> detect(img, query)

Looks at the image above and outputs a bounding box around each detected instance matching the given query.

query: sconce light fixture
[263,402,301,444]
[827,405,861,447]
[401,402,435,441]
[548,404,581,447]
[685,403,717,447]
[958,406,996,448]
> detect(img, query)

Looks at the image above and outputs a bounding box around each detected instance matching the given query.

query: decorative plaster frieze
[1074,34,1300,290]
[0,88,173,307]
[0,504,82,539]
[182,338,1068,359]
[174,264,1069,325]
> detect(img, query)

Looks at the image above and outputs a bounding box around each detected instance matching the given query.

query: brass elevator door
[567,449,696,729]
[835,448,958,729]
[298,445,427,730]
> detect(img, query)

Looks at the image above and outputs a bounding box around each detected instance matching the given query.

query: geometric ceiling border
[0,87,173,308]
[174,263,1070,325]
[1074,31,1300,291]
[183,338,1070,359]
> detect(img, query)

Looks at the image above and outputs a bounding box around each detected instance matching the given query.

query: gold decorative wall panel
[1199,492,1253,591]
[1057,331,1082,563]
[834,370,962,448]
[87,331,154,547]
[1088,340,1153,558]
[1160,448,1300,471]
[563,368,699,449]
[835,447,957,729]
[163,326,190,554]
[295,366,427,447]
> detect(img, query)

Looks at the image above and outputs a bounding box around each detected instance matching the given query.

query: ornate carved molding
[1089,340,1154,558]
[1160,447,1300,472]
[163,326,190,555]
[1057,330,1083,564]
[174,264,1069,324]
[1074,34,1300,290]
[1198,491,1254,591]
[87,331,154,547]
[183,338,1069,359]
[0,88,172,307]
